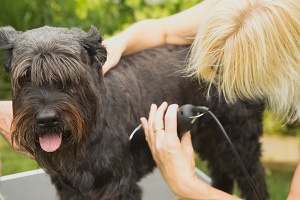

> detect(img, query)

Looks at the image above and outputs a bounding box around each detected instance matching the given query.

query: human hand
[140,102,200,198]
[102,35,126,75]
[0,101,13,141]
[0,101,32,157]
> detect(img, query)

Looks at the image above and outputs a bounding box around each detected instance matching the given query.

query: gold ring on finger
[154,128,164,133]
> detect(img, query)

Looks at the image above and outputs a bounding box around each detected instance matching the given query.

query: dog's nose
[36,109,59,128]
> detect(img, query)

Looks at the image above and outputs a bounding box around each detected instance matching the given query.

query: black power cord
[193,106,263,200]
[130,104,263,200]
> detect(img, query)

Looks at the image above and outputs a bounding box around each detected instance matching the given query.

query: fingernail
[152,103,158,107]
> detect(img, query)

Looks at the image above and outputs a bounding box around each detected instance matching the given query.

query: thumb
[102,60,113,75]
[181,131,194,155]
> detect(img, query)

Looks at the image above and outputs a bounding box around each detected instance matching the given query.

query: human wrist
[113,22,142,57]
[172,176,240,200]
[115,32,129,56]
[117,19,165,56]
[172,175,210,200]
[103,33,127,56]
[287,189,300,200]
[287,193,297,200]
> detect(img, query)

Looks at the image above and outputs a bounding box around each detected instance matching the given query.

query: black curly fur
[0,26,268,200]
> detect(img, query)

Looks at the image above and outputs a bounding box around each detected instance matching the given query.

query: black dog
[0,26,268,200]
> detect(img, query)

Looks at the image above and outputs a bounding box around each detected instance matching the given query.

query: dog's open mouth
[39,133,63,152]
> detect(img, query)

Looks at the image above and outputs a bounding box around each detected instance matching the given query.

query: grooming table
[0,168,211,200]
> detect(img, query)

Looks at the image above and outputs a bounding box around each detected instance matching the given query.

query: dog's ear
[0,26,21,71]
[83,26,107,66]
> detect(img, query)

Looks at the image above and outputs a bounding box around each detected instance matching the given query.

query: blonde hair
[186,0,300,122]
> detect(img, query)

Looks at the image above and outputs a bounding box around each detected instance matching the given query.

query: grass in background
[195,155,294,200]
[266,169,294,200]
[0,137,38,175]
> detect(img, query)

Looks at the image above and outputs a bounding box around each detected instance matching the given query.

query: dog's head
[0,26,107,174]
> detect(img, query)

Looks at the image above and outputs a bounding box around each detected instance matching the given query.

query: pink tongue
[39,133,62,152]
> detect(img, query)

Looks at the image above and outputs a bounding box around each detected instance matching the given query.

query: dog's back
[104,44,267,200]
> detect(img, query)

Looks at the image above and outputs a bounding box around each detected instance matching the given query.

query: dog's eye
[22,69,31,78]
[18,69,31,83]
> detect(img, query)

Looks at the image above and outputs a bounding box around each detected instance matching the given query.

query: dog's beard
[11,100,92,175]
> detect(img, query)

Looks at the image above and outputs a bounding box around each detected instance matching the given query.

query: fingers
[140,117,149,140]
[141,103,196,171]
[148,104,159,144]
[141,102,180,149]
[141,102,168,151]
[141,104,157,151]
[102,62,111,75]
[164,104,179,137]
[102,57,117,75]
[102,38,122,75]
[102,40,112,75]
[153,102,168,132]
[181,131,194,156]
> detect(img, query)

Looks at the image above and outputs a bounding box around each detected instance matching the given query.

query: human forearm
[108,19,168,57]
[1,129,11,144]
[287,163,300,200]
[105,0,215,55]
[102,1,217,74]
[0,101,13,144]
[114,0,216,56]
[0,101,31,157]
[173,176,241,200]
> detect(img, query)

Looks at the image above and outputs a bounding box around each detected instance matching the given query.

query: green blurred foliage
[0,0,201,99]
[0,2,296,199]
[0,0,299,137]
[0,137,38,175]
[263,110,300,137]
[0,0,201,33]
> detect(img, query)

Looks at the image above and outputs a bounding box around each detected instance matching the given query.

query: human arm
[0,101,13,143]
[0,101,31,157]
[287,162,300,200]
[140,102,240,200]
[102,0,217,74]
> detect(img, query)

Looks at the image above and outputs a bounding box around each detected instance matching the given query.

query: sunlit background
[0,0,298,199]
